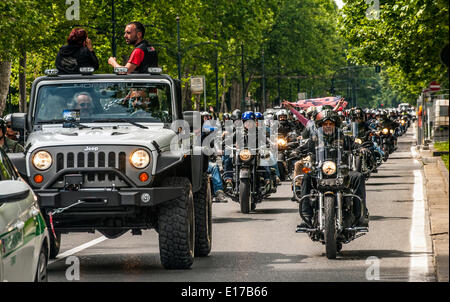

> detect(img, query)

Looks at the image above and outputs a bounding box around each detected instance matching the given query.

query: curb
[421,155,449,282]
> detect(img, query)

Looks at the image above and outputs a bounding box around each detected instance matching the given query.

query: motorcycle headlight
[32,151,53,171]
[277,138,287,147]
[401,120,405,125]
[239,149,252,162]
[355,138,363,145]
[382,128,389,135]
[390,129,394,134]
[322,161,337,176]
[130,149,150,169]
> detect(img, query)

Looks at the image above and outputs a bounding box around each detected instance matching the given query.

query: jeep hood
[26,124,176,152]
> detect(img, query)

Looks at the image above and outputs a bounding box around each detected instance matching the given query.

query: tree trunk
[230,78,242,111]
[0,61,12,116]
[220,74,227,113]
[19,50,27,112]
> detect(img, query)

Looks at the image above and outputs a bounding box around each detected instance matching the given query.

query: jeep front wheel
[193,172,212,257]
[157,177,195,269]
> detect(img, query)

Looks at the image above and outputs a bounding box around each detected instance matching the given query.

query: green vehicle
[0,148,49,282]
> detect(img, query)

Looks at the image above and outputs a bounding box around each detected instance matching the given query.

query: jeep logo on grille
[84,146,99,152]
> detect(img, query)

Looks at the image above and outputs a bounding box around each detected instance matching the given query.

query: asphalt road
[47,127,435,282]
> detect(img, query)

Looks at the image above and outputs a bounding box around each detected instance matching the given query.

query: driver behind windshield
[72,92,95,116]
[296,109,370,229]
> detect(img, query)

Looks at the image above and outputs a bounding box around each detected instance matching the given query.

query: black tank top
[134,40,158,73]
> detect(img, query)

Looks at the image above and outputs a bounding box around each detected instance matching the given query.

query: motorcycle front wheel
[239,179,252,214]
[324,195,337,259]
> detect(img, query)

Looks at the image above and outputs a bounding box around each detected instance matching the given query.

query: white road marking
[49,236,108,265]
[408,169,430,281]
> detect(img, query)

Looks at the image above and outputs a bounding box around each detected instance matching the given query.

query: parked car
[0,148,49,282]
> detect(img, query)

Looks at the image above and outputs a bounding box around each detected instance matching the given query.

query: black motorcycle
[276,131,299,181]
[293,127,369,259]
[224,145,278,214]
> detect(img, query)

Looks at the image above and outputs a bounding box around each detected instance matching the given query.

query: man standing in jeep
[108,21,158,74]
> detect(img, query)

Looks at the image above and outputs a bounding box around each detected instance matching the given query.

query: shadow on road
[366,182,414,186]
[252,208,299,215]
[337,250,433,261]
[369,215,409,221]
[212,217,275,224]
[367,188,410,192]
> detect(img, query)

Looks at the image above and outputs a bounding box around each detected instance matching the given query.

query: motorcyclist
[276,109,295,137]
[296,109,369,229]
[200,111,228,203]
[349,107,371,138]
[3,114,20,141]
[223,111,273,193]
[0,119,24,153]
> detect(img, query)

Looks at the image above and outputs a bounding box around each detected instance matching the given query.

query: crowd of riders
[196,101,416,226]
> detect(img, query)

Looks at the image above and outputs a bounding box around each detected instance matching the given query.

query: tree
[339,0,449,100]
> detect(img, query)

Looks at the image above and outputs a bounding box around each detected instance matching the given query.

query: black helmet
[315,109,340,127]
[350,107,365,121]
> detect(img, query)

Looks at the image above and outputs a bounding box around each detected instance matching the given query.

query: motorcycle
[224,145,278,214]
[293,127,369,259]
[348,123,377,179]
[378,124,397,157]
[276,131,299,181]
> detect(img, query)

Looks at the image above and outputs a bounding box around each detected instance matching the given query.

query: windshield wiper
[92,119,148,129]
[37,119,91,129]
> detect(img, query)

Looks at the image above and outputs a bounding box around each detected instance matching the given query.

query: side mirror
[0,180,30,204]
[11,113,27,131]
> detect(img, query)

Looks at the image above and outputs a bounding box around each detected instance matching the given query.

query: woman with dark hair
[55,28,99,74]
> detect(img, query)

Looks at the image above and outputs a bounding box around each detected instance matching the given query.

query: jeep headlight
[130,149,150,169]
[239,149,252,162]
[33,151,52,171]
[355,138,363,145]
[322,161,336,176]
[390,129,394,134]
[382,128,389,135]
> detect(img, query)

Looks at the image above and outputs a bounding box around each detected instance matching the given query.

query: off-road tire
[193,173,212,257]
[158,177,195,269]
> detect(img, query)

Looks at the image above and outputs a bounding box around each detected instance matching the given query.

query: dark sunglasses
[78,102,91,108]
[6,124,12,128]
[130,96,144,102]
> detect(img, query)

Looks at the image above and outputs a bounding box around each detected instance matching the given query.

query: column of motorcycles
[204,106,414,258]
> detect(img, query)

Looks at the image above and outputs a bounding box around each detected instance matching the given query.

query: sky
[334,0,344,9]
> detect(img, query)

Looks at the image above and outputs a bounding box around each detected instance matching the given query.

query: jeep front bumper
[37,187,184,208]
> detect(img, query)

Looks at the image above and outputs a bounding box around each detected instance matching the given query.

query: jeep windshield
[33,81,173,125]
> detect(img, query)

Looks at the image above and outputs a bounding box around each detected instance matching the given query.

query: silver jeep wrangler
[10,69,212,269]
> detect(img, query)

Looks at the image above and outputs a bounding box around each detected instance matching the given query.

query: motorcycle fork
[336,192,343,231]
[319,193,324,231]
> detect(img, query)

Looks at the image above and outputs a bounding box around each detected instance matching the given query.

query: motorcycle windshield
[315,126,350,176]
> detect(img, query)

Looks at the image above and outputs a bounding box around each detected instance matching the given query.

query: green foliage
[1,0,351,112]
[339,0,449,99]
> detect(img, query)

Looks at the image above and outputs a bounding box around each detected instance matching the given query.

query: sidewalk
[418,145,449,282]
